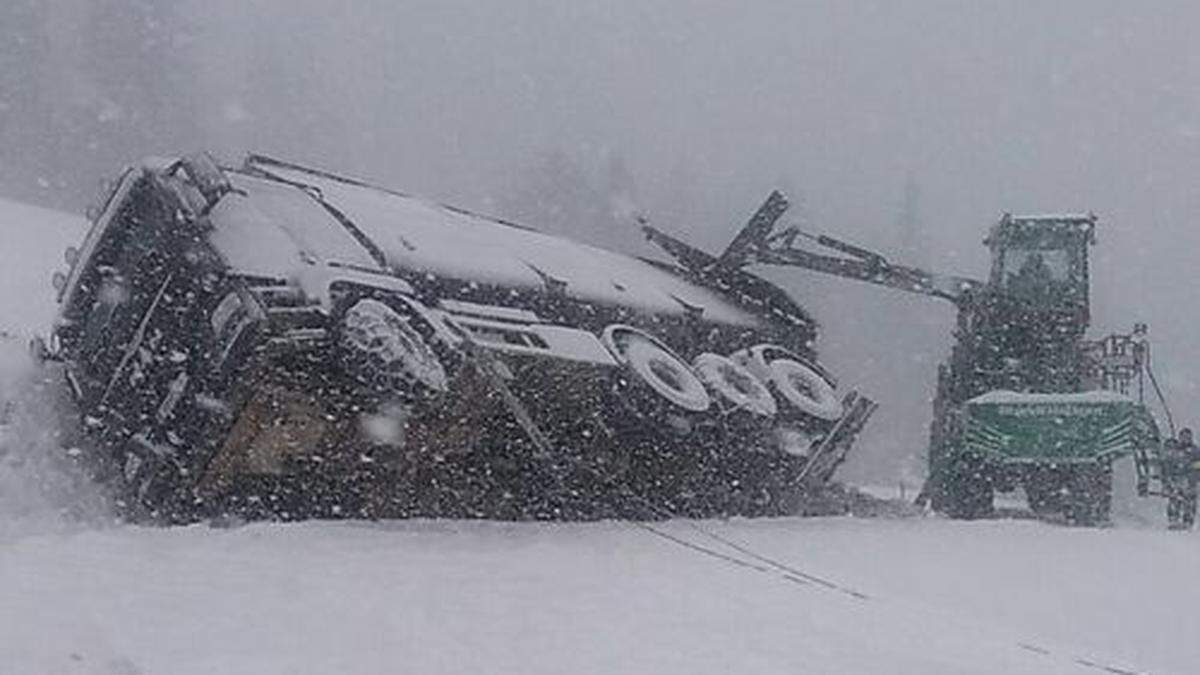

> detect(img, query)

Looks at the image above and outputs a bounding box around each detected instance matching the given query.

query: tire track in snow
[638,517,1152,674]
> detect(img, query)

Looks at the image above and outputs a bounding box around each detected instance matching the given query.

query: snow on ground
[0,195,83,414]
[5,517,1195,675]
[0,198,102,538]
[0,197,84,336]
[3,196,1199,674]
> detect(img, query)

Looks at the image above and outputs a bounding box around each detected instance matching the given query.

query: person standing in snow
[1162,428,1200,529]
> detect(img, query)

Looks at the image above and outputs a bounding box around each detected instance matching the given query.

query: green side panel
[963,392,1147,462]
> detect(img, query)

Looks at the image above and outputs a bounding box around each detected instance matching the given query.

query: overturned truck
[41,154,874,522]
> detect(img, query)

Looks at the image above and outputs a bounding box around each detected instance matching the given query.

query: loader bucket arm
[656,191,985,306]
[718,190,792,268]
[749,240,981,305]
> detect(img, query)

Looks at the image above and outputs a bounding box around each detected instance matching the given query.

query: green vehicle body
[963,391,1158,465]
[922,215,1165,522]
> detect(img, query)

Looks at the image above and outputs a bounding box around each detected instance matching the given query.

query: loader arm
[645,190,983,307]
[748,233,982,305]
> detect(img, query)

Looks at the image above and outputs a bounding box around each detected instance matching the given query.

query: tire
[768,359,843,421]
[1023,468,1066,517]
[1024,481,1063,516]
[1065,462,1112,527]
[692,353,776,416]
[732,345,843,421]
[943,454,994,520]
[340,298,448,398]
[602,325,710,412]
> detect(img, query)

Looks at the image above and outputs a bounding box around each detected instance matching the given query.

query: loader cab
[986,213,1094,314]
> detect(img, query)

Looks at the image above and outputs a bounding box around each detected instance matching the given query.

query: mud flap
[455,335,555,458]
[796,391,877,489]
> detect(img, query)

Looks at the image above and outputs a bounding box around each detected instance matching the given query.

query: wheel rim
[768,359,843,421]
[693,352,777,416]
[602,325,710,412]
[342,298,447,393]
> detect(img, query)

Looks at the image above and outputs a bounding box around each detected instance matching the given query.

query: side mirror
[30,333,64,364]
[29,335,50,364]
[64,246,79,267]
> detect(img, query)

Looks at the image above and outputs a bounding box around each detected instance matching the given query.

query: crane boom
[747,233,981,305]
[644,190,983,306]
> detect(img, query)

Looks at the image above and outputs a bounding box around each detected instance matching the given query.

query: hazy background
[3,0,1198,485]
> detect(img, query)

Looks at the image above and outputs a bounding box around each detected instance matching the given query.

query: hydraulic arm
[644,190,982,306]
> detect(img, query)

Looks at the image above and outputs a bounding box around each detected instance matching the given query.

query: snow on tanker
[39,153,875,522]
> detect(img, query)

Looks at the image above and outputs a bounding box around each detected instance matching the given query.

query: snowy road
[3,514,1198,674]
[3,197,1199,674]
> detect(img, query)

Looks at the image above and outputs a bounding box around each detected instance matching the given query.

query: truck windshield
[1002,248,1071,286]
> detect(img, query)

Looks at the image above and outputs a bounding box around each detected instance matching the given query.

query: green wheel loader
[647,195,1173,524]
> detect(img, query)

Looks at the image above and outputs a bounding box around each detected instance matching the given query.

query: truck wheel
[340,298,448,398]
[602,326,711,413]
[767,359,843,421]
[943,454,994,520]
[693,353,777,417]
[1065,462,1112,526]
[1023,468,1066,516]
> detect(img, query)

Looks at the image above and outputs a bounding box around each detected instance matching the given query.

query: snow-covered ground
[3,196,1199,674]
[5,516,1196,675]
[0,197,84,336]
[0,197,82,428]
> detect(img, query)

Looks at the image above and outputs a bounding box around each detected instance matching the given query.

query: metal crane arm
[645,190,982,307]
[750,230,982,305]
